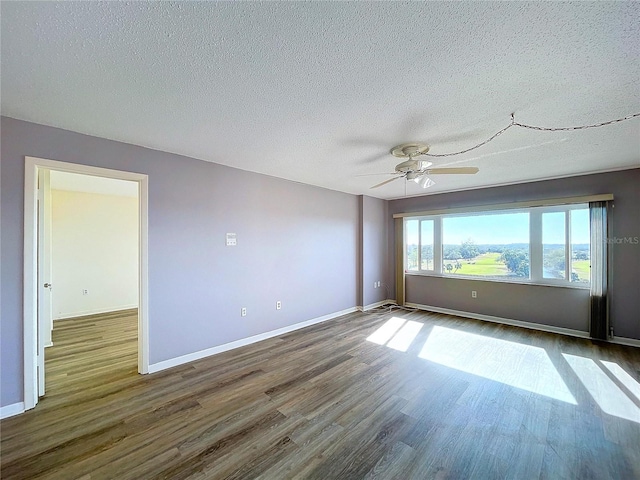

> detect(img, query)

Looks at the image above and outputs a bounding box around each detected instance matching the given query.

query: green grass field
[572,260,590,282]
[444,252,510,276]
[441,252,590,282]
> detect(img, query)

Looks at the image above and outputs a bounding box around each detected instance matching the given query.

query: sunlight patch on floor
[418,326,577,404]
[366,317,424,352]
[563,354,640,423]
[600,360,640,402]
[366,317,406,345]
[386,320,424,352]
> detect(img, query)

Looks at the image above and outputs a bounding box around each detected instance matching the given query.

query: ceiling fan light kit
[416,176,435,188]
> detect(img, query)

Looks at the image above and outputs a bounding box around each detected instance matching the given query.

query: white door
[37,169,53,397]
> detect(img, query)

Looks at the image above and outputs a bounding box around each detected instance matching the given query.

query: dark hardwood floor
[1,307,639,479]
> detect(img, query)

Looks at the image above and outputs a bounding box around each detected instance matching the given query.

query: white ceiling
[50,170,138,198]
[2,2,639,199]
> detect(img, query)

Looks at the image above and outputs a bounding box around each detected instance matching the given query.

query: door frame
[23,156,150,411]
[37,168,53,397]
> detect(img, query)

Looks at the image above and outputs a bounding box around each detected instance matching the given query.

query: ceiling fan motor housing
[391,143,430,158]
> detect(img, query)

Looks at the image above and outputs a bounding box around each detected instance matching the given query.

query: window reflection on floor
[600,360,640,402]
[366,317,425,352]
[366,318,640,423]
[418,326,577,404]
[366,317,406,345]
[386,320,423,352]
[563,354,640,423]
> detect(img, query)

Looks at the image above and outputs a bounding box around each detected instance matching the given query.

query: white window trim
[405,218,436,273]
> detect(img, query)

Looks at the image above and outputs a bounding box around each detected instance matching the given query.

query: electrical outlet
[472,290,477,298]
[276,301,282,310]
[241,307,247,317]
[374,282,377,289]
[377,281,381,287]
[82,289,88,295]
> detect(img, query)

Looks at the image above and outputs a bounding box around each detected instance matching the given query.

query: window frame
[404,218,436,273]
[403,203,590,289]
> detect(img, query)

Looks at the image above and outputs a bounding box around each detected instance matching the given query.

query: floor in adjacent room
[1,306,639,479]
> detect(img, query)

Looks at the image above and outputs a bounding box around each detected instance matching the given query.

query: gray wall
[1,117,358,407]
[405,276,590,331]
[389,169,640,340]
[361,196,388,307]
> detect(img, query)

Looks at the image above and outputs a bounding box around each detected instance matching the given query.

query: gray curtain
[589,201,608,340]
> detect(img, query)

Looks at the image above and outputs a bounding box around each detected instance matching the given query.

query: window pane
[405,219,419,271]
[442,212,529,278]
[570,209,590,283]
[420,220,434,270]
[543,211,566,279]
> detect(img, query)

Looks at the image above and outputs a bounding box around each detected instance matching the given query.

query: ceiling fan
[370,143,479,189]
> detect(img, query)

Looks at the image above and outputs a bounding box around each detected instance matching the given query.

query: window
[442,212,529,278]
[404,203,590,287]
[420,220,434,271]
[405,218,434,273]
[541,207,590,283]
[406,219,419,271]
[542,211,566,279]
[570,209,590,283]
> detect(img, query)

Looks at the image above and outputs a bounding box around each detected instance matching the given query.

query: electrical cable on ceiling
[423,112,640,158]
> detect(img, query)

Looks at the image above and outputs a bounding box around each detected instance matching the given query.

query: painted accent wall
[388,169,640,340]
[51,189,139,319]
[0,117,358,408]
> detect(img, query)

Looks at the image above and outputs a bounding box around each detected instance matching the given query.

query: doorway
[23,157,149,411]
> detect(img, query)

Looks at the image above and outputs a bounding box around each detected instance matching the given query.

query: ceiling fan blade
[370,176,402,189]
[425,167,479,175]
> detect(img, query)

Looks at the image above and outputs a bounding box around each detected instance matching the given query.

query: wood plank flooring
[1,307,639,479]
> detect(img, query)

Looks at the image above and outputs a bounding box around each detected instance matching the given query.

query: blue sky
[443,212,529,244]
[407,209,590,245]
[570,209,590,244]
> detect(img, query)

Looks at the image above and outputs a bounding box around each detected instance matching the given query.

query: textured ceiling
[2,2,639,199]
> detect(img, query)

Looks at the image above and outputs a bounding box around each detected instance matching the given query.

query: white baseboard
[406,303,591,340]
[54,304,138,320]
[0,402,25,419]
[611,336,640,348]
[358,299,395,312]
[148,306,358,373]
